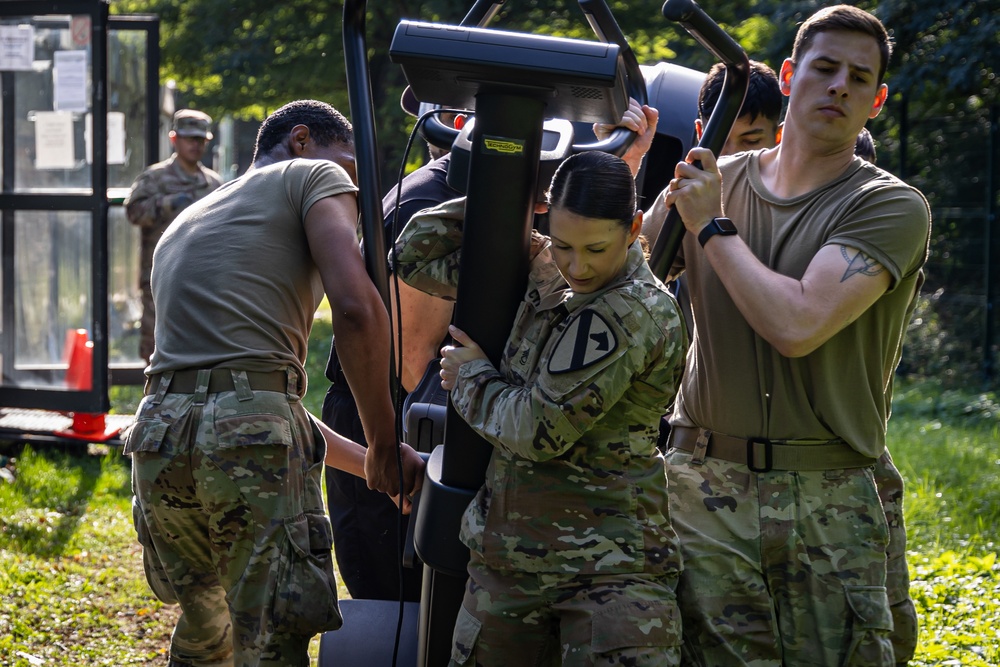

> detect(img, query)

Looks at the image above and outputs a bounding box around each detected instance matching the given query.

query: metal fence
[883,102,999,386]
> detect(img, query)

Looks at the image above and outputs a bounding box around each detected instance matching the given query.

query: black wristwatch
[697,217,737,248]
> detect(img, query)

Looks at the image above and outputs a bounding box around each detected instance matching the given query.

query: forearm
[314,416,367,477]
[331,294,398,449]
[124,194,159,227]
[315,414,425,514]
[703,237,839,357]
[668,147,897,358]
[452,360,581,461]
[127,191,190,228]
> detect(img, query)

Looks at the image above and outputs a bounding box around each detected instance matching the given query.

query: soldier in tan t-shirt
[659,6,930,665]
[126,100,422,667]
[646,58,919,664]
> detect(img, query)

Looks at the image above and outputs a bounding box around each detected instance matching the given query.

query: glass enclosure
[107,21,152,372]
[5,15,95,194]
[12,209,93,389]
[0,2,156,412]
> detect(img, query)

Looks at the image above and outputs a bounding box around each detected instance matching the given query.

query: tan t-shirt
[148,158,357,381]
[669,152,931,457]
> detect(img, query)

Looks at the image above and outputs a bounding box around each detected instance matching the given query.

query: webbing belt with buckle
[668,424,876,472]
[145,369,290,396]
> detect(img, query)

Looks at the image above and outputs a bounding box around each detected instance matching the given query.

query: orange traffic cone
[71,411,105,433]
[64,328,93,391]
[63,328,105,434]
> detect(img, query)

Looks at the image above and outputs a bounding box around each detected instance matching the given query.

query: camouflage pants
[874,450,917,665]
[664,450,894,666]
[450,551,682,666]
[126,370,343,667]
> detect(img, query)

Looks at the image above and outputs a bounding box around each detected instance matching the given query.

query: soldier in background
[125,109,223,361]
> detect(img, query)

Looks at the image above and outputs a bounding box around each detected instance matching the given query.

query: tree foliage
[878,0,998,106]
[110,0,997,175]
[110,0,999,382]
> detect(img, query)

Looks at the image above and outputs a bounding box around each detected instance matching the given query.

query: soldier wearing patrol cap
[125,108,222,361]
[394,150,688,665]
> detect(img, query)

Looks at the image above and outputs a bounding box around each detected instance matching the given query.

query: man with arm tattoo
[657,6,930,665]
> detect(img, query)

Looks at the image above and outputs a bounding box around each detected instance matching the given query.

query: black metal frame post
[442,90,541,486]
[343,0,390,310]
[417,89,544,667]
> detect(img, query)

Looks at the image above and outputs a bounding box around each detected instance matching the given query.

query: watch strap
[698,217,737,247]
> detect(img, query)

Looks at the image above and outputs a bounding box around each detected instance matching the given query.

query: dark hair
[699,60,782,126]
[253,100,354,161]
[854,127,876,163]
[792,5,892,84]
[547,152,635,225]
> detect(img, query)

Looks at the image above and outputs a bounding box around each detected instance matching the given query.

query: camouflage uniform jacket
[125,155,223,280]
[394,197,687,575]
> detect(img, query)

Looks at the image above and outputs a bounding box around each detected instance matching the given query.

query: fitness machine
[324,1,748,665]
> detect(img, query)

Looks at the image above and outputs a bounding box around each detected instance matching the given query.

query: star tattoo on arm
[840,246,885,282]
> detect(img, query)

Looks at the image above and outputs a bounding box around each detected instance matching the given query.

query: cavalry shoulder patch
[547,309,619,374]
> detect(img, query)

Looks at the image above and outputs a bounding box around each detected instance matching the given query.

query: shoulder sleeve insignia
[547,309,619,374]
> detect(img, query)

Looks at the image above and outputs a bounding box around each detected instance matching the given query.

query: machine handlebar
[648,0,749,280]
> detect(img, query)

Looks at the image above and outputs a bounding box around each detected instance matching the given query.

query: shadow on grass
[0,443,132,558]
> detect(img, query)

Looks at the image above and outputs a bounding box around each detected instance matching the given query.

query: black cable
[388,112,419,667]
[387,107,467,667]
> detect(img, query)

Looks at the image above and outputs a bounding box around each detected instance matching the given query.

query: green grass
[0,446,177,665]
[0,314,340,666]
[2,342,998,665]
[885,379,1000,666]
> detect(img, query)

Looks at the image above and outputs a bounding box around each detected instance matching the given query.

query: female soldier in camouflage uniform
[394,151,688,666]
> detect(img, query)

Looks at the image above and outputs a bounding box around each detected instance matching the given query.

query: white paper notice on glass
[107,112,127,164]
[0,25,35,71]
[35,111,76,170]
[53,50,88,112]
[84,112,127,165]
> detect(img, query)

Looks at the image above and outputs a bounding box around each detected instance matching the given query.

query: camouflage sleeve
[125,164,219,228]
[391,197,467,301]
[450,288,685,461]
[124,169,163,227]
[203,167,224,193]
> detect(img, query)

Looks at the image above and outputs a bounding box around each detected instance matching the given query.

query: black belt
[145,369,289,396]
[668,424,876,472]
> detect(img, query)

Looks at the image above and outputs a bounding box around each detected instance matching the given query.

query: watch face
[715,217,736,233]
[698,217,738,247]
